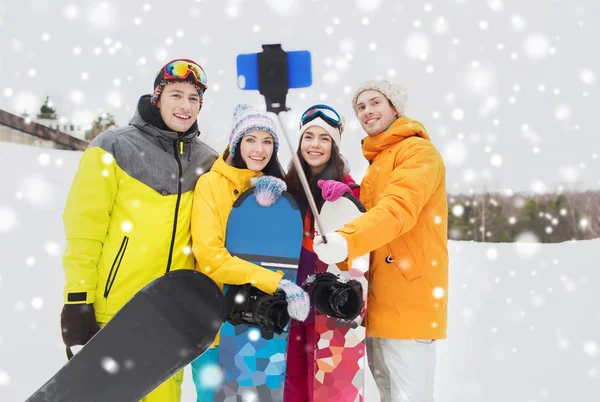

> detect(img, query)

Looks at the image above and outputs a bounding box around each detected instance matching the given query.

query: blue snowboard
[214,188,303,401]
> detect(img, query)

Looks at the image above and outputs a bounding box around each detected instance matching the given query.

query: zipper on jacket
[104,236,129,298]
[166,138,184,273]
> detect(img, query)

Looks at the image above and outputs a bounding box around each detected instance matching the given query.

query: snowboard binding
[225,284,290,337]
[303,272,364,321]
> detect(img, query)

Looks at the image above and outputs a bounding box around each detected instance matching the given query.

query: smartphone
[236,50,312,90]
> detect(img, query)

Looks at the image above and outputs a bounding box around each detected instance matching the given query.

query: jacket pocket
[386,236,421,281]
[103,236,129,299]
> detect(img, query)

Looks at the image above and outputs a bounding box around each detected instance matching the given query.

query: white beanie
[299,117,341,148]
[351,79,408,117]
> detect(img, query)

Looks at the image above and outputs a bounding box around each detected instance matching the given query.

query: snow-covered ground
[1,141,599,401]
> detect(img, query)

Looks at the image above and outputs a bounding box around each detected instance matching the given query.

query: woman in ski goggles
[162,59,208,91]
[284,104,360,400]
[299,104,343,131]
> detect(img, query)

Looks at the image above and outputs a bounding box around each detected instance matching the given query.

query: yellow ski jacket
[62,96,218,324]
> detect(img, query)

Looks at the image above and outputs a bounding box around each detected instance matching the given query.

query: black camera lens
[225,284,290,336]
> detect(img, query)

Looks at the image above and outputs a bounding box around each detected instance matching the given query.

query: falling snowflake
[583,341,599,357]
[432,17,448,34]
[356,0,381,12]
[0,207,18,232]
[69,89,85,104]
[487,0,503,11]
[87,2,116,30]
[13,91,39,115]
[514,232,541,257]
[248,329,261,342]
[443,140,468,166]
[531,294,545,307]
[510,15,527,31]
[452,109,465,121]
[101,357,119,374]
[31,297,44,310]
[154,48,168,63]
[452,204,464,216]
[0,370,10,386]
[433,287,445,299]
[265,0,299,16]
[404,33,430,59]
[20,174,54,207]
[486,248,499,260]
[558,165,579,182]
[523,34,550,60]
[531,180,547,194]
[579,68,597,85]
[120,221,133,233]
[195,363,224,389]
[44,241,61,257]
[555,105,571,121]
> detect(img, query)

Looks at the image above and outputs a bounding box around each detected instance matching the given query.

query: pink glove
[318,180,351,202]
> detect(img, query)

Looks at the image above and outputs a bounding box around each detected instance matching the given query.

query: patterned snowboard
[313,193,375,401]
[214,188,303,401]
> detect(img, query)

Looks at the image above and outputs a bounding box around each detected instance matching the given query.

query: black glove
[60,304,100,347]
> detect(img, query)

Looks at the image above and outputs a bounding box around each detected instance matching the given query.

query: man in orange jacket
[314,79,448,402]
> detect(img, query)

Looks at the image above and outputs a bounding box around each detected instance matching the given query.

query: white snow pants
[367,337,437,402]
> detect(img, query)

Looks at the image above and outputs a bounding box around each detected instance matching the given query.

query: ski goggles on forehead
[163,59,208,89]
[300,104,342,130]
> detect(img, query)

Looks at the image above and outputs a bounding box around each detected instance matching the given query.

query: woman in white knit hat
[283,104,361,402]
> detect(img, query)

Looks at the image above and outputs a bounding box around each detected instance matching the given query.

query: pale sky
[0,0,598,193]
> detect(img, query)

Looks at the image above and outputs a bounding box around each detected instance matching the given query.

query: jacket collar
[362,115,430,161]
[210,149,263,190]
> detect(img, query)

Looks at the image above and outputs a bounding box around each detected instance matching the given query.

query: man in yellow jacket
[59,59,218,401]
[314,79,448,402]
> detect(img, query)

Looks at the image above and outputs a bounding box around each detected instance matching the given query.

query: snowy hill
[0,141,598,401]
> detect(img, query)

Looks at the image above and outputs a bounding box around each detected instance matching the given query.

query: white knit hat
[351,79,408,117]
[299,117,342,148]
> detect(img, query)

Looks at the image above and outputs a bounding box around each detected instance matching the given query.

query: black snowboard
[27,270,226,402]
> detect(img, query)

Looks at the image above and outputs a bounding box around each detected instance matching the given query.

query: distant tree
[85,113,117,141]
[37,96,57,119]
[447,190,600,243]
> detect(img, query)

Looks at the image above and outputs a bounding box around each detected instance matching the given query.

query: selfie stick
[257,44,327,243]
